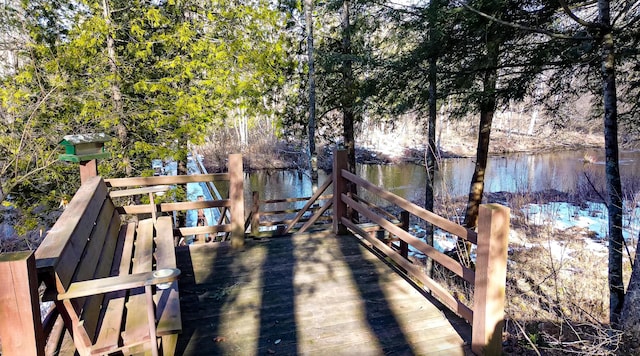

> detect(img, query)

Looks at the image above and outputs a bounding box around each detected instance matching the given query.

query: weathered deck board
[176,231,472,355]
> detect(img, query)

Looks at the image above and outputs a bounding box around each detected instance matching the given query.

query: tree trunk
[460,37,499,267]
[424,55,437,277]
[598,0,625,327]
[102,0,130,175]
[424,0,446,277]
[103,0,122,116]
[305,0,318,185]
[463,107,495,228]
[341,0,357,222]
[621,234,640,353]
[528,81,542,135]
[341,0,355,173]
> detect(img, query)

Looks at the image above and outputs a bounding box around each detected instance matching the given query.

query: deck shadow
[176,239,299,355]
[350,236,474,354]
[335,235,415,354]
[175,243,237,355]
[256,237,298,354]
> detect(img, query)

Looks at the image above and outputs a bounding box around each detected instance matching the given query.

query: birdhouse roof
[60,133,111,145]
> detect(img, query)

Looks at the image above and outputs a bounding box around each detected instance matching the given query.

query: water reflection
[247,150,640,205]
[246,170,326,201]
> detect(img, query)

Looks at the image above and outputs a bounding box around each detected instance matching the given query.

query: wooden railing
[248,177,334,237]
[332,149,509,355]
[0,252,45,355]
[105,154,245,249]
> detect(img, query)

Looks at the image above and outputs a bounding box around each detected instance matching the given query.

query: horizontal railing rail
[106,173,230,186]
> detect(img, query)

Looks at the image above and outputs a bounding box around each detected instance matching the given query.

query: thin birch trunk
[305,0,318,185]
[102,0,130,174]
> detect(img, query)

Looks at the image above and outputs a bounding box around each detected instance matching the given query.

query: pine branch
[557,0,600,29]
[459,3,592,41]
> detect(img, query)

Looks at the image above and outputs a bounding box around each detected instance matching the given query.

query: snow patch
[405,200,637,263]
[523,201,640,241]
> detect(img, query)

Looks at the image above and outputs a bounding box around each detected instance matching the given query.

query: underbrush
[502,227,629,355]
[199,126,307,172]
[410,230,629,355]
[403,191,637,355]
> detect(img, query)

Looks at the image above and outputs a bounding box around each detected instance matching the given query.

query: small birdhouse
[59,133,111,163]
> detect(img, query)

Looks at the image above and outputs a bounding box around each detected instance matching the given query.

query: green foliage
[0,0,291,238]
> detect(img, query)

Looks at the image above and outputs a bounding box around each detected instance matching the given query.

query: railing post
[229,153,245,249]
[333,148,348,235]
[400,210,409,260]
[79,159,98,184]
[0,251,45,356]
[251,191,260,238]
[472,204,510,355]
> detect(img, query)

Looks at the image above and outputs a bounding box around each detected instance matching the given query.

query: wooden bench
[34,176,181,356]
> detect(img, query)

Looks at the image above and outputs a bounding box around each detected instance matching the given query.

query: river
[247,149,640,206]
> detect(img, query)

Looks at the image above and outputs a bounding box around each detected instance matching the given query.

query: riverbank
[337,130,605,167]
[201,129,606,172]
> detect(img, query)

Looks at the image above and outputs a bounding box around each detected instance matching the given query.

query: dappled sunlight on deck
[175,231,471,355]
[292,231,383,353]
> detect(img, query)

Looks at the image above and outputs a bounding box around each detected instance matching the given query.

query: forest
[1,0,640,353]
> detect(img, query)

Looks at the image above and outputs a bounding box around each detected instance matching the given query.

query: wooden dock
[175,230,472,355]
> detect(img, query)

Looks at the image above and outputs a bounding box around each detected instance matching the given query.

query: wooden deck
[175,230,472,355]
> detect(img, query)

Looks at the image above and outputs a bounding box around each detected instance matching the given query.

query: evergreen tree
[1,0,290,235]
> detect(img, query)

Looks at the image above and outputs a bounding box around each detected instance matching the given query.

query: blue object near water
[184,156,220,244]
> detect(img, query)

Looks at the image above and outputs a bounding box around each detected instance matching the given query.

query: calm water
[246,149,640,205]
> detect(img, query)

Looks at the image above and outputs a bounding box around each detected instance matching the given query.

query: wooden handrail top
[116,199,230,215]
[35,176,106,271]
[105,173,229,187]
[109,185,171,198]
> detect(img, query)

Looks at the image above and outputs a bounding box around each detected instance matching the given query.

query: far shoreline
[203,130,609,172]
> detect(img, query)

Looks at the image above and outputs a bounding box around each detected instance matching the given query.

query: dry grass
[199,126,307,172]
[504,227,626,355]
[408,228,629,355]
[402,190,637,355]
